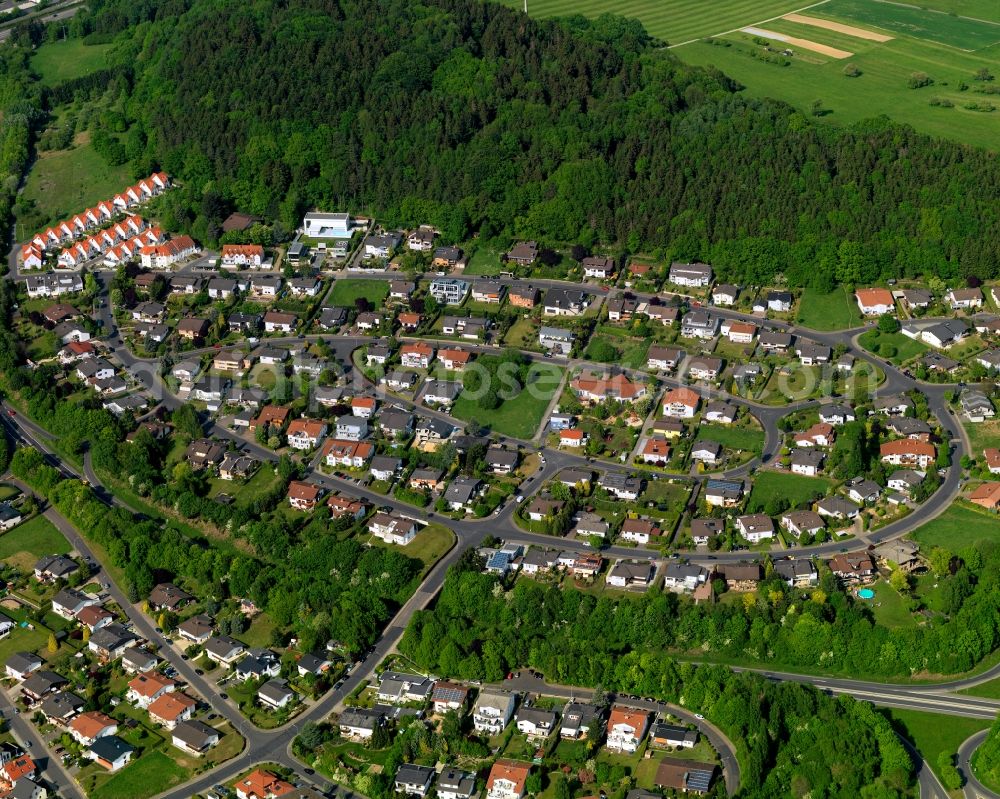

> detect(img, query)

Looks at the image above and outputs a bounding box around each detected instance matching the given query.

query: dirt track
[741,26,854,58]
[783,13,893,42]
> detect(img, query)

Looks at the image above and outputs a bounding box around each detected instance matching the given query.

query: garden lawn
[367,523,454,575]
[88,751,188,799]
[0,515,71,561]
[451,363,564,439]
[866,580,916,629]
[858,329,928,364]
[965,420,1000,455]
[31,40,113,85]
[798,286,862,331]
[17,133,133,232]
[463,246,503,276]
[912,502,1000,549]
[695,423,764,454]
[884,708,990,790]
[746,470,833,512]
[328,279,389,307]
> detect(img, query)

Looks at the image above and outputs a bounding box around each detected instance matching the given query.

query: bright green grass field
[885,708,990,788]
[31,39,114,85]
[499,0,807,45]
[88,751,188,799]
[822,0,1000,50]
[746,469,833,511]
[17,135,133,232]
[797,285,862,331]
[328,279,389,307]
[0,515,71,561]
[912,502,1000,549]
[695,422,765,454]
[451,363,564,439]
[678,25,1000,151]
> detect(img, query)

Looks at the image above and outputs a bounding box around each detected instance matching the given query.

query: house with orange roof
[234,769,296,799]
[249,405,291,432]
[662,387,700,418]
[148,691,196,729]
[723,320,757,344]
[288,481,324,511]
[69,711,118,745]
[151,172,170,191]
[640,436,671,464]
[321,439,374,469]
[439,349,473,371]
[401,342,435,368]
[560,428,587,448]
[571,373,647,404]
[969,482,1000,510]
[486,760,531,799]
[794,423,835,448]
[398,312,422,330]
[606,705,651,752]
[880,439,936,469]
[221,243,265,269]
[286,418,328,451]
[140,235,198,269]
[20,244,42,270]
[856,288,895,316]
[351,396,377,418]
[127,671,177,709]
[984,448,1000,475]
[1,754,36,788]
[327,494,369,520]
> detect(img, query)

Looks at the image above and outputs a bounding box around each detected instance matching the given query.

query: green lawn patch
[367,523,454,575]
[746,470,833,512]
[17,132,133,232]
[451,363,564,439]
[695,423,764,454]
[237,612,278,649]
[960,677,1000,699]
[858,329,928,364]
[31,39,113,85]
[328,279,389,307]
[912,502,1000,549]
[463,246,503,276]
[88,751,189,799]
[0,514,71,562]
[964,420,1000,456]
[798,285,862,331]
[866,579,916,629]
[884,708,989,790]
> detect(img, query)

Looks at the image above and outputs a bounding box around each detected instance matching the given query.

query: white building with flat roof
[303,212,351,239]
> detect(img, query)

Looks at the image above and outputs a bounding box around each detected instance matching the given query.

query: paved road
[958,729,1000,799]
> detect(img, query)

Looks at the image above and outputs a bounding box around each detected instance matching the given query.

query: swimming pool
[857,588,875,600]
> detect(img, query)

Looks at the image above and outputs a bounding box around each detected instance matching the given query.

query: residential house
[286,418,328,451]
[662,563,709,593]
[86,736,134,773]
[368,513,417,545]
[680,310,717,339]
[790,449,825,477]
[712,284,739,306]
[431,681,469,714]
[121,648,158,674]
[651,723,698,749]
[516,707,558,738]
[376,672,434,705]
[946,287,983,310]
[607,560,655,588]
[473,690,516,735]
[234,769,295,799]
[171,720,220,756]
[258,680,295,711]
[654,759,716,796]
[437,769,476,799]
[204,636,246,667]
[828,551,877,584]
[394,765,435,797]
[542,287,589,316]
[668,262,712,287]
[816,496,861,520]
[263,311,296,333]
[148,692,196,729]
[486,761,531,799]
[127,671,176,709]
[506,241,538,266]
[846,477,882,505]
[647,345,683,371]
[428,278,469,305]
[774,559,819,588]
[606,706,651,753]
[471,280,504,304]
[339,708,385,741]
[880,439,936,469]
[856,288,895,316]
[703,480,743,508]
[735,514,774,543]
[780,510,825,538]
[509,284,540,309]
[571,373,646,403]
[969,482,1000,510]
[662,386,700,418]
[538,326,574,356]
[560,702,601,739]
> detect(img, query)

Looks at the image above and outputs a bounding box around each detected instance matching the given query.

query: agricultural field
[31,39,114,85]
[912,501,1000,549]
[677,0,1000,150]
[328,279,389,307]
[498,0,807,46]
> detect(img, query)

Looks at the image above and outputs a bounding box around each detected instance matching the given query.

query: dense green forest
[28,0,1000,286]
[400,554,914,798]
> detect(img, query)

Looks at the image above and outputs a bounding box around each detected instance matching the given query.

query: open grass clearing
[463,246,504,276]
[965,419,1000,455]
[798,285,863,331]
[327,279,389,307]
[912,501,1000,549]
[367,523,454,575]
[695,422,765,454]
[746,469,833,512]
[884,708,989,791]
[865,579,916,629]
[451,363,564,439]
[31,39,113,85]
[17,131,133,234]
[858,329,929,364]
[0,514,71,561]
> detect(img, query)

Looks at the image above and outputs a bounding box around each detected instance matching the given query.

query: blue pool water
[857,588,875,600]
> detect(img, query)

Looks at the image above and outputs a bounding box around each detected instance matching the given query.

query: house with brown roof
[571,373,647,403]
[234,769,296,799]
[176,317,209,340]
[606,705,651,752]
[654,758,716,795]
[969,481,1000,510]
[69,711,118,746]
[486,760,531,799]
[148,691,196,729]
[127,671,177,709]
[827,551,877,584]
[288,481,324,511]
